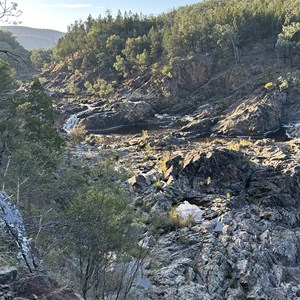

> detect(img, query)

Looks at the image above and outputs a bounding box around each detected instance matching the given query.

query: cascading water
[63,103,94,133]
[63,114,80,133]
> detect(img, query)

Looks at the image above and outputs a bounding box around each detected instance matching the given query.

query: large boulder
[213,89,287,136]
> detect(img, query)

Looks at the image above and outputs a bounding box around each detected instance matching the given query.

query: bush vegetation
[51,0,300,90]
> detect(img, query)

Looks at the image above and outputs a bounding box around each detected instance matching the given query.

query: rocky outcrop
[128,139,300,299]
[213,89,287,136]
[179,88,288,138]
[0,191,81,300]
[172,56,212,92]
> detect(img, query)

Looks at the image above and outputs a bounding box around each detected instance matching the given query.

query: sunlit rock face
[0,192,81,300]
[127,140,300,300]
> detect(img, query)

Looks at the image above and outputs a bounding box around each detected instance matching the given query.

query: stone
[0,192,39,272]
[40,287,82,300]
[214,221,224,233]
[0,267,17,285]
[175,201,203,223]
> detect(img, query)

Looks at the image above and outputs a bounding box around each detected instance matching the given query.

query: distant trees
[276,22,300,66]
[0,30,31,76]
[0,1,26,68]
[30,49,52,69]
[0,58,13,90]
[52,0,300,91]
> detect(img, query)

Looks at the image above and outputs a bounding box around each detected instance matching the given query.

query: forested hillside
[0,29,32,77]
[0,26,65,50]
[50,0,299,96]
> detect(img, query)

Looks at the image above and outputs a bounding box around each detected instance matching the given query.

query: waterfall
[63,114,80,133]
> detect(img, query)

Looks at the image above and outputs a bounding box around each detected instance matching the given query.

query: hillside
[3,0,300,299]
[0,25,64,50]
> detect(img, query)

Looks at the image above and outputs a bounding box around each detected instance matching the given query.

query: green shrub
[70,123,87,144]
[264,81,275,90]
[161,65,173,78]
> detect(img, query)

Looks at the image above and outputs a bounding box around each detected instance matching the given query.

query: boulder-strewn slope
[126,138,300,299]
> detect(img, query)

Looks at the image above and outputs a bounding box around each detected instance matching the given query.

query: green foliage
[84,78,115,97]
[264,81,275,90]
[276,22,300,65]
[67,82,80,95]
[148,212,173,236]
[93,78,115,97]
[0,59,14,91]
[52,0,300,83]
[0,30,32,78]
[69,123,87,144]
[169,207,194,228]
[0,79,64,210]
[278,76,289,90]
[161,65,173,78]
[30,49,52,70]
[113,55,128,77]
[56,162,140,299]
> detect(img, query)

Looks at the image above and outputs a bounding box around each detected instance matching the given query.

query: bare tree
[0,1,21,23]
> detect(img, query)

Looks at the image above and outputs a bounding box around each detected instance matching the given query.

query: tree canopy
[50,0,300,92]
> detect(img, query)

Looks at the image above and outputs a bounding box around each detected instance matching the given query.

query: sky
[13,0,201,32]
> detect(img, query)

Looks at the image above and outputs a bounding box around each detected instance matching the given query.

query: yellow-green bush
[70,123,87,144]
[264,81,275,90]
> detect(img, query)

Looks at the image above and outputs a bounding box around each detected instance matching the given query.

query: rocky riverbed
[126,136,300,300]
[63,123,300,299]
[4,46,300,299]
[2,103,300,299]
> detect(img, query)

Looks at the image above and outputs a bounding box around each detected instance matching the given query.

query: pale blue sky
[15,0,201,32]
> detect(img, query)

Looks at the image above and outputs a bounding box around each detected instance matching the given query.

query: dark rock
[129,139,300,299]
[15,274,55,298]
[40,287,82,300]
[0,267,17,285]
[214,89,287,136]
[82,110,124,131]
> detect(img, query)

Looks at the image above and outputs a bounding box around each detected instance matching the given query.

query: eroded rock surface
[0,192,81,300]
[127,139,300,299]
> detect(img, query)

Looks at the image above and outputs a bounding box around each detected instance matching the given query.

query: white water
[63,103,95,133]
[282,122,300,139]
[63,114,80,133]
